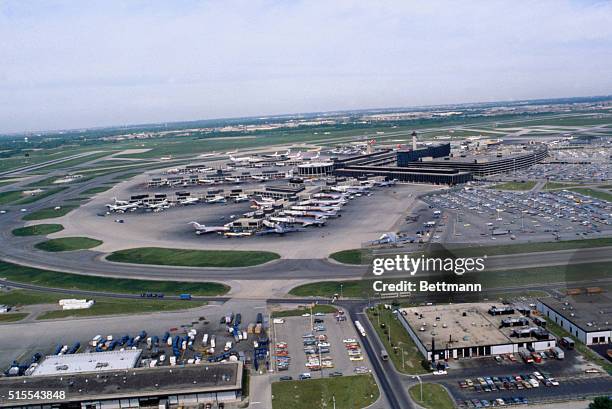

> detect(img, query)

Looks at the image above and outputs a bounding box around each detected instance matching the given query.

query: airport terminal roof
[399,303,550,350]
[0,362,242,406]
[32,350,142,376]
[539,293,612,332]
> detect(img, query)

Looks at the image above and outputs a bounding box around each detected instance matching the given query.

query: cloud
[0,0,611,132]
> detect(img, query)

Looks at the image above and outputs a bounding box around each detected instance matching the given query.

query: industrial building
[0,362,243,408]
[396,143,451,166]
[397,303,556,361]
[536,293,611,346]
[32,350,142,376]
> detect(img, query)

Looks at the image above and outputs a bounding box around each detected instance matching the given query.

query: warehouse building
[536,293,611,346]
[32,350,142,376]
[397,303,556,361]
[0,362,243,408]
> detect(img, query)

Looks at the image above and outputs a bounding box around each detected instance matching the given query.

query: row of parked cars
[458,371,560,392]
[462,396,529,408]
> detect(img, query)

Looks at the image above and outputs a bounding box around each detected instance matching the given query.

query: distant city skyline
[1,0,611,134]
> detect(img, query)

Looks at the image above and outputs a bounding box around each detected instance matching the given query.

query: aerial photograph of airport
[0,1,611,409]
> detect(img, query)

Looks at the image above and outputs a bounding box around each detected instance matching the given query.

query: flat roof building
[32,350,142,376]
[0,362,243,408]
[536,293,611,346]
[397,303,556,361]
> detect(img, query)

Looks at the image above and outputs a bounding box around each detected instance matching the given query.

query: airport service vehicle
[519,348,533,363]
[354,321,366,337]
[551,347,564,359]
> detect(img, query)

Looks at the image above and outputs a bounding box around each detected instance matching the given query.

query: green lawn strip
[22,205,78,220]
[543,182,582,191]
[1,187,68,205]
[107,247,280,268]
[271,305,338,318]
[35,237,103,252]
[0,190,23,205]
[0,289,68,305]
[490,181,536,191]
[0,313,29,323]
[329,249,368,265]
[271,374,379,409]
[544,318,612,375]
[569,188,612,202]
[36,151,111,171]
[366,306,427,374]
[37,298,206,320]
[408,383,455,409]
[289,262,610,298]
[12,224,64,236]
[81,186,113,195]
[0,261,229,296]
[445,237,612,258]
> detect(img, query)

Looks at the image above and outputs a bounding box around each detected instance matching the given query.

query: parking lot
[2,300,271,376]
[423,187,612,244]
[270,309,372,381]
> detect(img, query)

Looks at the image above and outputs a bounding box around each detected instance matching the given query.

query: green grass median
[289,262,610,298]
[12,224,64,236]
[408,383,454,409]
[107,247,280,267]
[271,374,379,409]
[490,181,536,191]
[35,237,103,252]
[570,188,612,202]
[329,249,367,265]
[37,297,206,320]
[22,205,78,220]
[271,305,338,318]
[0,261,229,296]
[366,306,426,374]
[0,313,28,323]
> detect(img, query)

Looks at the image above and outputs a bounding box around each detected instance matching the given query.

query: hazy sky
[1,0,611,133]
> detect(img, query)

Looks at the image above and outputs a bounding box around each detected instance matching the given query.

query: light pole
[340,284,343,299]
[412,375,423,402]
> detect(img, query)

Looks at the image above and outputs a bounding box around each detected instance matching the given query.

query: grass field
[0,289,68,305]
[271,374,379,409]
[0,261,230,296]
[329,249,367,265]
[570,188,612,202]
[290,262,610,298]
[22,205,78,220]
[366,306,426,374]
[0,190,23,205]
[0,313,28,323]
[37,297,206,320]
[15,187,68,204]
[408,383,455,409]
[34,237,103,252]
[12,224,64,236]
[107,247,280,267]
[36,151,111,171]
[448,237,612,257]
[490,181,536,191]
[82,186,113,195]
[543,181,580,190]
[271,305,338,318]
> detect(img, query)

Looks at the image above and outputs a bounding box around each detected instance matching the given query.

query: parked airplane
[256,223,304,235]
[229,155,257,164]
[147,200,170,212]
[106,202,140,213]
[206,196,227,204]
[234,195,249,203]
[179,197,199,205]
[189,222,229,234]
